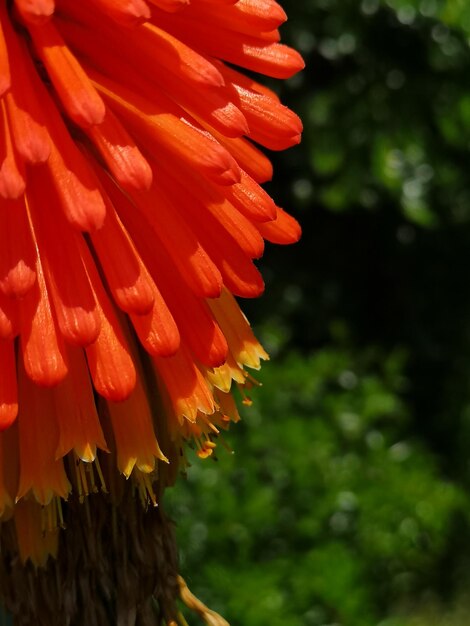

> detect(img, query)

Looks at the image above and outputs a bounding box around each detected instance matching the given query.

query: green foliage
[167,350,467,626]
[277,0,469,226]
[163,5,470,625]
[168,3,470,626]
[244,0,470,481]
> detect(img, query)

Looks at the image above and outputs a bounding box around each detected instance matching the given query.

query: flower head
[0,0,303,623]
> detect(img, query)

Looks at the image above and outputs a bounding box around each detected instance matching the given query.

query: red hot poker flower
[0,1,303,624]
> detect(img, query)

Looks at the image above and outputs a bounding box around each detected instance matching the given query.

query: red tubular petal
[0,101,25,201]
[2,11,51,163]
[211,132,273,183]
[88,0,151,27]
[80,242,137,402]
[155,169,265,298]
[33,83,106,231]
[61,12,249,137]
[86,108,153,192]
[131,185,223,299]
[0,8,11,95]
[114,53,249,138]
[139,22,225,87]
[210,198,265,259]
[19,253,68,388]
[0,293,18,339]
[14,0,55,25]
[150,7,305,79]
[106,364,167,477]
[208,288,268,370]
[116,191,228,368]
[27,169,101,347]
[225,170,277,223]
[58,4,224,88]
[0,197,37,299]
[152,156,264,259]
[27,19,106,127]
[5,85,51,166]
[152,345,215,422]
[59,17,248,138]
[0,340,18,431]
[180,0,287,38]
[16,362,70,505]
[46,143,106,233]
[256,207,302,244]
[84,315,137,402]
[218,62,303,150]
[130,298,181,358]
[235,87,302,150]
[54,346,108,462]
[192,0,238,4]
[92,173,181,357]
[89,188,156,316]
[177,219,265,298]
[91,69,241,187]
[147,0,189,12]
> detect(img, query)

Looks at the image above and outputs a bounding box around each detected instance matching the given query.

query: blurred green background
[165,2,470,625]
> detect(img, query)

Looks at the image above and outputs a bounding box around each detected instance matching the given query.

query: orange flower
[0,0,302,623]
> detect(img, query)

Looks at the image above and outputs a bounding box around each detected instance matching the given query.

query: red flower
[0,1,302,622]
